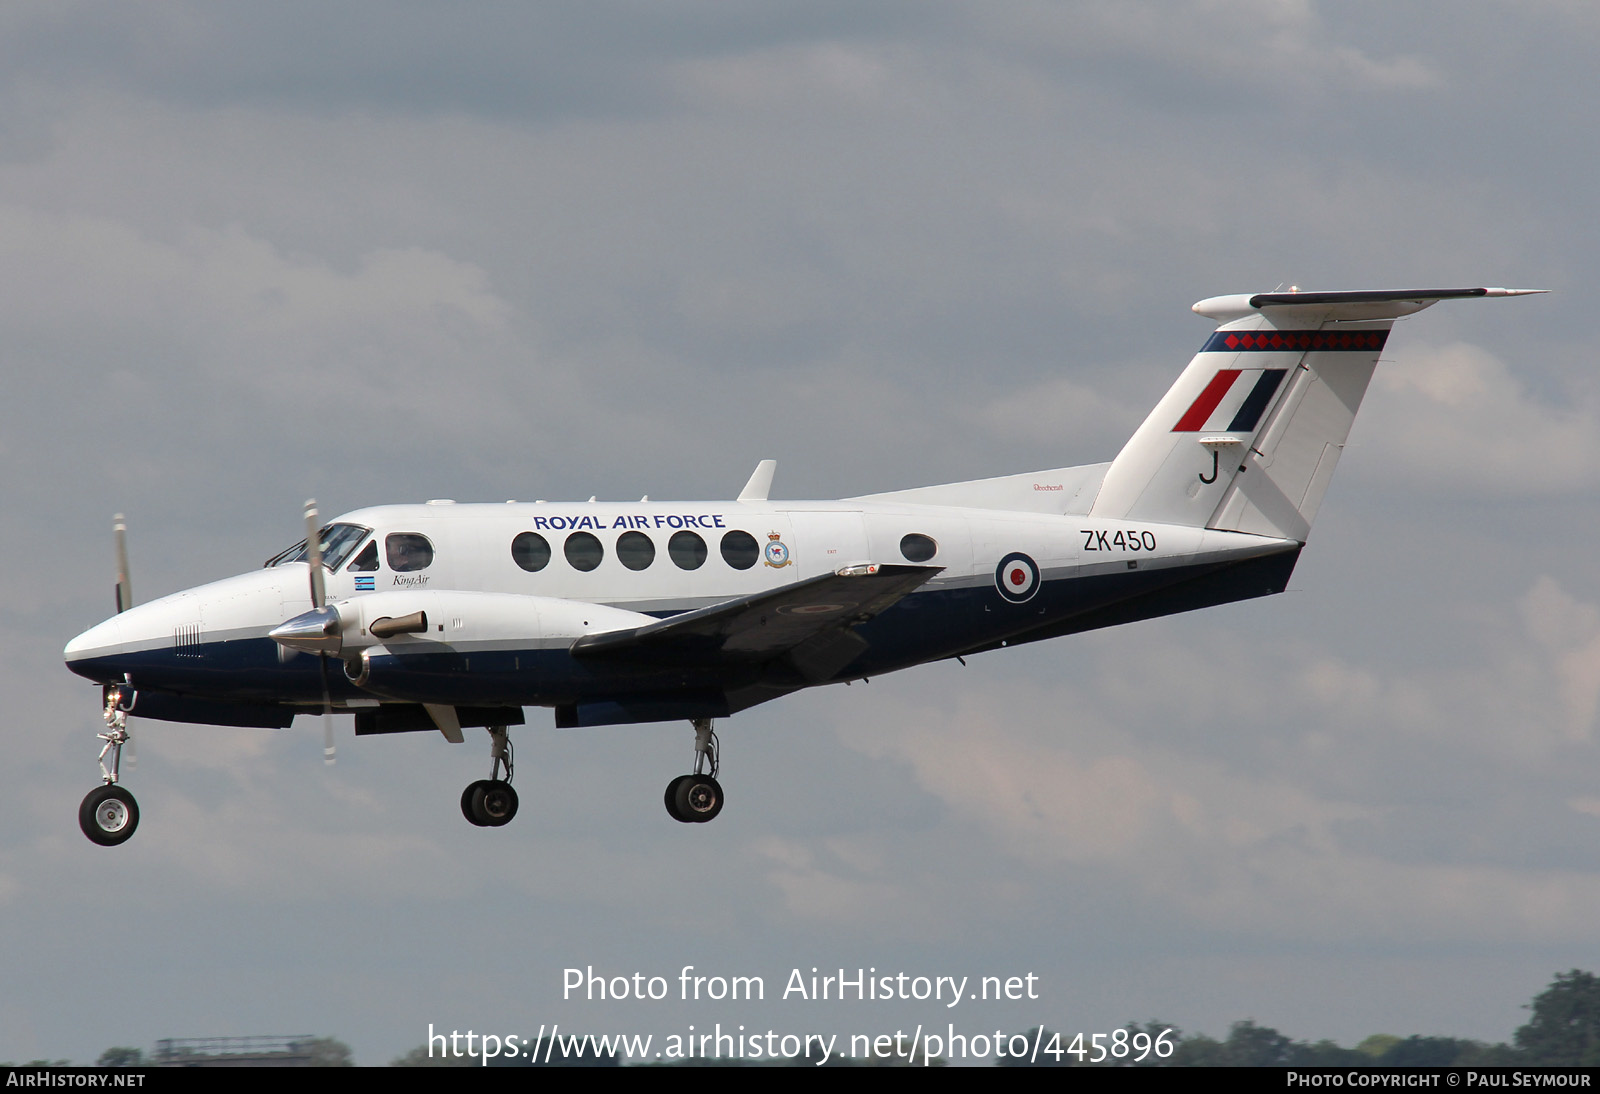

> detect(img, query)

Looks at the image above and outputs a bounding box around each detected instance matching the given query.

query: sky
[3,0,1599,1066]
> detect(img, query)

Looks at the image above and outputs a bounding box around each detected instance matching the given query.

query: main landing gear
[461,725,519,828]
[80,684,139,846]
[664,718,724,824]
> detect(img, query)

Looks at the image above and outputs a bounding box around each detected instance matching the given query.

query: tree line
[29,968,1599,1067]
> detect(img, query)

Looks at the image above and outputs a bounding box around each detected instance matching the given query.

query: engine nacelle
[271,590,655,662]
[335,591,659,704]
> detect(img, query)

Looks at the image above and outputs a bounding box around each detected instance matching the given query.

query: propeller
[304,499,336,766]
[114,514,132,614]
[112,515,136,771]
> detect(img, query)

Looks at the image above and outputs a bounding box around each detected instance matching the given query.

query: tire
[471,780,519,827]
[461,780,492,826]
[663,775,694,823]
[673,775,724,823]
[79,785,139,846]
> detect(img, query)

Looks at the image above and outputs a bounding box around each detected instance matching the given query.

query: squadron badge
[763,532,792,568]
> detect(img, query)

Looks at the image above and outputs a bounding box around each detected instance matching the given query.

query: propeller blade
[303,499,325,609]
[113,515,133,614]
[303,499,334,763]
[320,654,336,766]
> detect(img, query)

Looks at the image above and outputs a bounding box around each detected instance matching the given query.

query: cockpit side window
[263,540,306,568]
[386,533,434,572]
[347,540,379,572]
[264,523,371,571]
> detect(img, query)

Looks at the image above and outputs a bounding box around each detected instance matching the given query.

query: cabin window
[347,541,379,572]
[512,532,552,572]
[900,533,938,563]
[386,533,434,572]
[720,530,759,571]
[669,530,707,570]
[616,531,655,571]
[565,531,604,572]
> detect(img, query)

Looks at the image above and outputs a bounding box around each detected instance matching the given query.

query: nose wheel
[664,718,724,824]
[80,784,139,846]
[80,683,139,846]
[461,726,519,827]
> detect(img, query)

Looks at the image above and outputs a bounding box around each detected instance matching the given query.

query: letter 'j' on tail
[1088,287,1545,541]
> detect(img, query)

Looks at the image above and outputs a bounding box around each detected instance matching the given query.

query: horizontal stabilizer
[1194,287,1545,323]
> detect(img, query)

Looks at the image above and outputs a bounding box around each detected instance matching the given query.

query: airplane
[63,286,1543,845]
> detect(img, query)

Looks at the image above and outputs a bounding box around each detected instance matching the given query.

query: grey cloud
[4,0,1598,1066]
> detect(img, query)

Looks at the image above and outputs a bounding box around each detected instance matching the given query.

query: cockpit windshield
[263,523,372,571]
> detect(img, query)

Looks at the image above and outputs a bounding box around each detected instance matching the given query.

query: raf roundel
[994,552,1041,603]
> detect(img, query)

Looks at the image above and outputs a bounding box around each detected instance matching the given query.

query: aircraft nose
[64,614,128,680]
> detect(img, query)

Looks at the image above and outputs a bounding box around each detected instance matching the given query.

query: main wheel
[79,785,139,846]
[470,780,519,827]
[673,775,724,823]
[664,775,694,823]
[461,780,493,826]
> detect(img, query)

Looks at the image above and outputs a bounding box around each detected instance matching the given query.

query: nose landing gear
[80,684,139,846]
[665,718,724,824]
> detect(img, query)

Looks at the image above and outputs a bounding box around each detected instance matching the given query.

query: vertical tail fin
[1088,288,1543,540]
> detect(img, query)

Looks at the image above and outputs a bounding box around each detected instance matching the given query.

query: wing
[570,563,941,681]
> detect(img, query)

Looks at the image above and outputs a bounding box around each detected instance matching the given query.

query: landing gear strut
[80,684,139,846]
[665,718,724,824]
[461,725,518,827]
